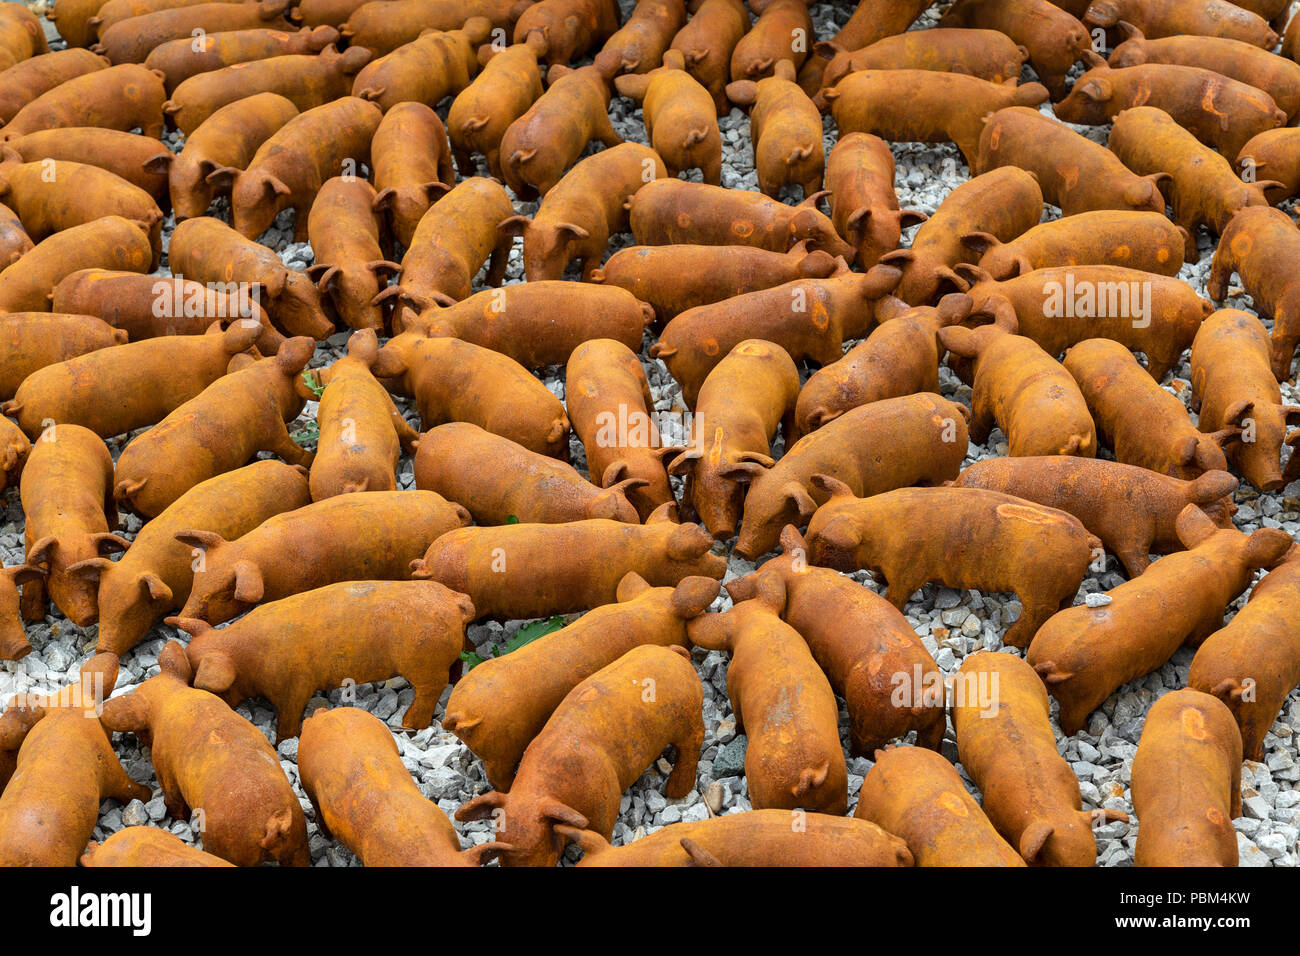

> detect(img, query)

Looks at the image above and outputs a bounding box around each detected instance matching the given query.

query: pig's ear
[138,572,173,605]
[462,841,513,866]
[203,164,240,192]
[646,501,679,525]
[369,184,392,212]
[1074,76,1112,103]
[1245,528,1293,570]
[937,292,974,326]
[454,791,506,821]
[78,653,120,702]
[613,72,650,99]
[809,473,854,501]
[667,523,712,561]
[862,263,902,298]
[553,222,589,243]
[1223,398,1254,427]
[165,616,212,638]
[1114,19,1143,42]
[158,641,193,683]
[192,653,237,694]
[371,344,407,379]
[779,524,808,556]
[92,532,131,556]
[753,572,787,614]
[24,534,56,569]
[724,573,756,604]
[590,482,644,521]
[616,571,653,602]
[718,459,768,483]
[10,564,46,589]
[982,294,1019,333]
[232,561,265,605]
[1084,0,1120,27]
[938,324,979,358]
[552,824,609,859]
[874,294,910,322]
[666,448,699,476]
[174,529,228,552]
[670,576,721,619]
[783,482,818,521]
[99,693,151,734]
[812,515,862,554]
[798,247,837,278]
[275,336,315,374]
[337,44,372,73]
[498,214,529,240]
[960,230,999,258]
[1174,502,1219,550]
[899,208,927,229]
[142,151,173,175]
[685,612,730,652]
[538,798,588,829]
[66,557,112,584]
[1123,174,1168,208]
[1019,820,1054,865]
[878,248,914,268]
[1188,470,1237,504]
[725,80,758,107]
[1079,48,1108,70]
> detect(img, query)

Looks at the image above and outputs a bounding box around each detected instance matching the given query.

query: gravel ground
[3,0,1297,867]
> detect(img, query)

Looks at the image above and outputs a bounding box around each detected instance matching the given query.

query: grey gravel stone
[714,736,748,778]
[1244,796,1273,820]
[121,800,148,828]
[145,797,167,823]
[681,803,710,823]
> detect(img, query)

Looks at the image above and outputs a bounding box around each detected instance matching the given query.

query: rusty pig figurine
[1028,504,1292,735]
[299,707,494,866]
[172,579,474,742]
[99,642,309,866]
[953,457,1238,578]
[687,574,848,815]
[444,572,719,790]
[806,479,1099,649]
[953,651,1128,866]
[727,525,947,754]
[457,644,705,867]
[1130,689,1242,867]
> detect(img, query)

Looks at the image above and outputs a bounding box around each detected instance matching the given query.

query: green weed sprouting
[292,421,319,444]
[302,370,325,398]
[460,615,565,670]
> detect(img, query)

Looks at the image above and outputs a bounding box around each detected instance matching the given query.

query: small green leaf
[506,514,519,524]
[499,615,565,655]
[291,420,319,444]
[302,370,325,398]
[462,616,566,670]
